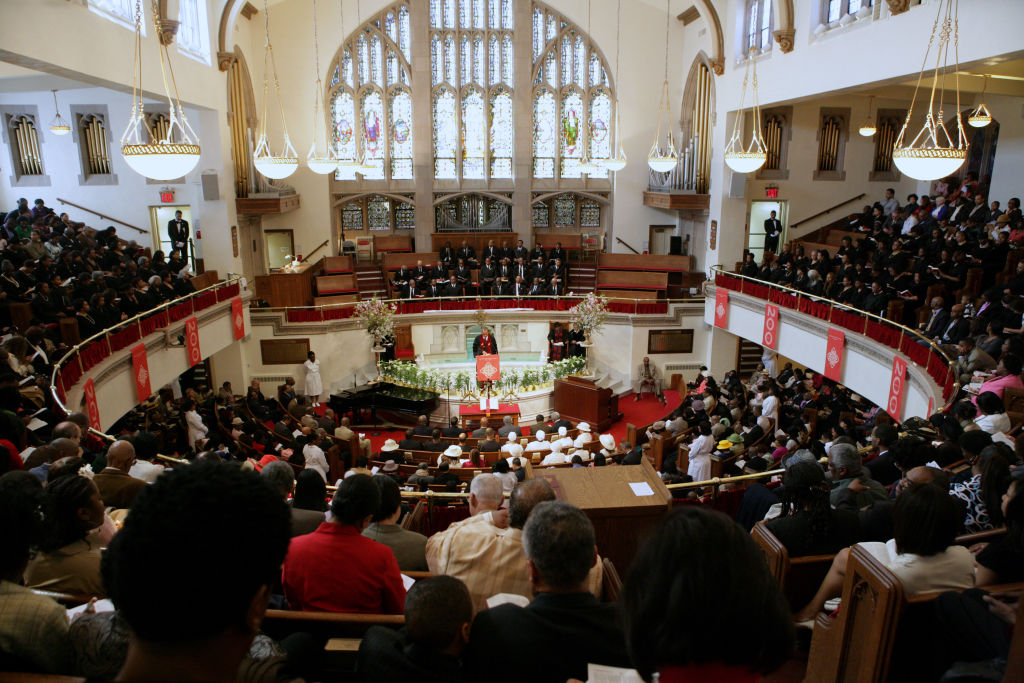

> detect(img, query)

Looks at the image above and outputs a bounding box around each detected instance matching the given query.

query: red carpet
[309,389,680,453]
[607,390,679,444]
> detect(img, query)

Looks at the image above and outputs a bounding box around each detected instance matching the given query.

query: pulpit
[533,460,670,575]
[552,377,620,431]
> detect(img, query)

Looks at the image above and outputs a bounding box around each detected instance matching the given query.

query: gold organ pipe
[17,118,42,176]
[229,60,249,198]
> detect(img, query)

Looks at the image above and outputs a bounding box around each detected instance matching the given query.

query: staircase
[568,260,596,295]
[736,339,764,377]
[355,264,388,299]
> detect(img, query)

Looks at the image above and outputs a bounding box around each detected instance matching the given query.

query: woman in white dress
[184,400,208,451]
[303,351,322,407]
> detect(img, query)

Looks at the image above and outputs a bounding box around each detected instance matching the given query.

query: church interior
[1,0,1023,680]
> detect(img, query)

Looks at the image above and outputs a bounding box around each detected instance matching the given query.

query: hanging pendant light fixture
[647,0,678,173]
[968,75,992,128]
[335,0,360,177]
[891,0,966,181]
[307,0,337,174]
[48,90,70,136]
[253,0,299,179]
[723,47,767,174]
[858,95,877,137]
[119,0,201,180]
[577,0,600,176]
[604,0,627,172]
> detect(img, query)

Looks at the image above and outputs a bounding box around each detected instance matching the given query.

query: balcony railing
[710,266,959,408]
[49,277,243,420]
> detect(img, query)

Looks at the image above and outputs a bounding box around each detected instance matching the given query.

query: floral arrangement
[354,297,397,343]
[379,356,586,395]
[569,292,610,337]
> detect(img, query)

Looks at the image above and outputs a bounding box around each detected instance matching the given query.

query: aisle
[605,390,679,445]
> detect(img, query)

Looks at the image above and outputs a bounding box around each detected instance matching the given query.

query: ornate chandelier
[858,96,877,137]
[647,0,678,173]
[967,75,992,128]
[119,0,201,180]
[723,48,766,174]
[307,0,337,174]
[891,0,966,181]
[253,0,299,180]
[48,90,70,136]
[604,0,627,173]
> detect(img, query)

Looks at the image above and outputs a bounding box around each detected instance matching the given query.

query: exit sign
[159,189,175,203]
[765,187,779,198]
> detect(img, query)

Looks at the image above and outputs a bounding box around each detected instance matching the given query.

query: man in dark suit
[548,276,564,296]
[512,239,529,262]
[425,278,444,298]
[764,210,782,254]
[861,281,890,317]
[528,278,546,296]
[413,415,433,437]
[509,276,527,298]
[464,500,630,683]
[473,327,498,357]
[456,240,476,266]
[481,240,501,263]
[356,576,472,683]
[937,303,971,347]
[477,428,500,453]
[479,257,496,295]
[921,297,950,340]
[391,266,411,293]
[442,417,462,438]
[412,260,429,290]
[529,243,546,262]
[497,258,513,288]
[512,257,530,283]
[443,280,463,297]
[167,210,189,260]
[430,262,449,286]
[438,241,456,268]
[398,429,424,452]
[549,242,567,263]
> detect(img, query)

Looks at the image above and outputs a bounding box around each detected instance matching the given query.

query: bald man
[334,416,371,459]
[93,440,148,509]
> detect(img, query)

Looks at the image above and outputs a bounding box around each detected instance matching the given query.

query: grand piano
[329,382,439,425]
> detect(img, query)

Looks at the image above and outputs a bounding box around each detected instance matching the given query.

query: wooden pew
[596,270,668,291]
[373,234,414,255]
[597,289,659,300]
[598,253,692,272]
[323,255,354,274]
[314,294,359,306]
[751,521,834,611]
[315,273,358,296]
[261,609,404,674]
[535,233,583,253]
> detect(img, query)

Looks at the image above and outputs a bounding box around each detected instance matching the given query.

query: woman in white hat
[441,443,464,466]
[540,441,567,466]
[503,442,524,465]
[599,433,617,457]
[378,438,400,462]
[573,422,592,449]
[525,429,548,452]
[500,432,519,454]
[552,426,573,451]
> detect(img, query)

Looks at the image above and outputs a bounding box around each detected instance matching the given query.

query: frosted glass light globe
[892,147,966,181]
[122,143,201,180]
[724,151,767,174]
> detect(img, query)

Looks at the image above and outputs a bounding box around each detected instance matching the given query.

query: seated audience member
[766,461,861,557]
[101,461,295,683]
[466,501,630,682]
[623,506,794,680]
[972,354,1023,404]
[398,428,423,452]
[24,471,106,596]
[357,576,473,683]
[261,460,325,537]
[864,424,900,486]
[127,430,165,483]
[477,428,500,453]
[462,448,484,469]
[363,474,429,571]
[429,478,598,612]
[500,432,520,454]
[973,391,1011,435]
[949,443,1013,533]
[406,463,435,491]
[422,429,447,452]
[413,415,432,437]
[974,469,1024,586]
[293,468,330,514]
[93,440,147,509]
[525,429,549,452]
[442,417,462,438]
[827,442,888,507]
[539,441,567,466]
[573,422,593,448]
[795,483,975,622]
[497,415,517,438]
[334,416,372,458]
[0,471,75,674]
[282,473,405,614]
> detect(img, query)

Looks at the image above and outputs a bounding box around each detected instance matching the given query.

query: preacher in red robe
[548,322,566,362]
[473,327,498,357]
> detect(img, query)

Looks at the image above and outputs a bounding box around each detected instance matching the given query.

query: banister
[708,265,959,411]
[614,237,641,254]
[304,239,329,262]
[790,193,867,229]
[56,197,149,234]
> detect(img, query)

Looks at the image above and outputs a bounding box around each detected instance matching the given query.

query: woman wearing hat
[378,438,400,462]
[441,444,464,467]
[598,433,617,458]
[573,422,592,449]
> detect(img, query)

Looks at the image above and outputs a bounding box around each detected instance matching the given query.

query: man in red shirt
[282,474,406,614]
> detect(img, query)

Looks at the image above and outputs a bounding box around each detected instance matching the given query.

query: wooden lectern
[533,460,670,576]
[553,377,620,431]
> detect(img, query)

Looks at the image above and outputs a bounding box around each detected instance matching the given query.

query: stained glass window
[554,195,576,227]
[395,200,416,229]
[368,196,391,230]
[342,202,364,230]
[531,4,616,181]
[329,3,414,181]
[532,201,550,227]
[430,0,514,180]
[580,200,601,227]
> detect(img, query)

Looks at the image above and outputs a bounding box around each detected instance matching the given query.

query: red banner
[184,317,202,367]
[824,328,845,381]
[131,344,151,404]
[714,288,729,328]
[887,356,908,421]
[476,353,501,382]
[231,297,245,340]
[762,304,779,349]
[83,377,101,431]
